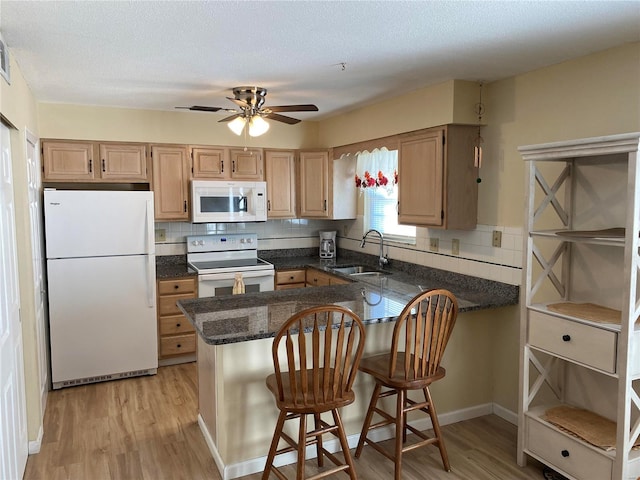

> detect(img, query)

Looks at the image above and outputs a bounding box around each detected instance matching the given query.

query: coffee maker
[319,231,337,259]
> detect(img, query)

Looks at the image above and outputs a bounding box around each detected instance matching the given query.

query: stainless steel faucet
[360,229,389,268]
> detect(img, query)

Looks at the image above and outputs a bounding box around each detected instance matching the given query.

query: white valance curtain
[354,147,398,191]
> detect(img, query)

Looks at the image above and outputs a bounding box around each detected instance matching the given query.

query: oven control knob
[191,240,198,246]
[198,240,204,246]
[247,238,253,244]
[240,238,246,244]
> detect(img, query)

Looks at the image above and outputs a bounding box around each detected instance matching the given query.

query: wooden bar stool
[263,305,366,480]
[355,289,458,480]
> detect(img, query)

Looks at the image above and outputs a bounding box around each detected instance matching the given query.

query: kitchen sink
[331,265,392,276]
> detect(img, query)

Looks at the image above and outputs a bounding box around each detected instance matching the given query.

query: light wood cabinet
[299,150,330,218]
[298,150,356,220]
[517,133,640,480]
[157,277,197,362]
[397,124,477,229]
[42,140,148,182]
[151,145,190,221]
[305,268,350,287]
[265,150,296,219]
[191,146,263,180]
[274,269,306,290]
[191,146,227,178]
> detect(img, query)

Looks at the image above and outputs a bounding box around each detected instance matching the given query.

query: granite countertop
[155,255,196,279]
[178,252,519,346]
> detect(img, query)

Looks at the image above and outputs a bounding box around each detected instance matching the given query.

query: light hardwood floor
[24,363,547,480]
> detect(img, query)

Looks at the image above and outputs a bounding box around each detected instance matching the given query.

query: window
[356,149,416,243]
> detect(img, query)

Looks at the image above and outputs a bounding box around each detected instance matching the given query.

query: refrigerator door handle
[146,254,154,308]
[146,199,154,254]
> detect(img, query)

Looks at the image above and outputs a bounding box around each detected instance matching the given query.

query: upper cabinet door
[99,143,148,181]
[151,145,190,221]
[192,147,227,179]
[265,150,296,219]
[398,130,444,226]
[42,141,96,181]
[229,148,264,180]
[299,150,329,218]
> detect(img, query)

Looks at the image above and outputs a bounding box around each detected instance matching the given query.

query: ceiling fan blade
[227,97,250,109]
[218,113,242,123]
[175,105,226,112]
[264,112,301,125]
[267,104,319,113]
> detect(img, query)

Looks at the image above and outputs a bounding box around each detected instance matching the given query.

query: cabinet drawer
[160,334,196,357]
[158,278,196,295]
[529,310,617,373]
[158,293,196,316]
[275,283,306,290]
[159,315,195,335]
[526,417,612,480]
[275,269,306,285]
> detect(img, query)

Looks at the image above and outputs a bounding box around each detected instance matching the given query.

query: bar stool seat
[262,305,366,480]
[355,289,458,480]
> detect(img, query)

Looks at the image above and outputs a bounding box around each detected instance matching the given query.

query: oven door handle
[198,270,274,281]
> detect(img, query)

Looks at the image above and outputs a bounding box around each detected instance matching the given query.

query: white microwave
[191,180,267,223]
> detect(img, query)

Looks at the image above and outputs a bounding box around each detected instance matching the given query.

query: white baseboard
[28,425,43,454]
[200,402,513,480]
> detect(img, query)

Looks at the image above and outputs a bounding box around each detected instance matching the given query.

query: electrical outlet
[342,224,348,237]
[452,239,460,255]
[429,238,439,252]
[492,230,502,248]
[155,229,166,242]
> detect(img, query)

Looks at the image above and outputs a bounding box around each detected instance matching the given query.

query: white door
[0,122,28,478]
[26,130,48,414]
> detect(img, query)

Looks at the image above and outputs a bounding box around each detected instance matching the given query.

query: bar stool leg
[296,414,307,480]
[355,383,382,458]
[394,389,405,480]
[314,413,324,467]
[332,409,357,480]
[424,387,450,471]
[263,411,287,480]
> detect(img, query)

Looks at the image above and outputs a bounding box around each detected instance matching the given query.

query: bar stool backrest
[389,289,458,380]
[271,305,366,408]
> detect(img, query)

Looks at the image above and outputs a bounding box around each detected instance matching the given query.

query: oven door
[198,269,275,298]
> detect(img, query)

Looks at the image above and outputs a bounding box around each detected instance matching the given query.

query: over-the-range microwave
[191,180,267,223]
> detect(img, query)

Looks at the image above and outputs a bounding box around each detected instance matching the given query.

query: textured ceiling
[1,0,639,121]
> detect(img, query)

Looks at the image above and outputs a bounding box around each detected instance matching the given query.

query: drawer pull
[176,323,181,327]
[177,344,182,348]
[561,449,570,457]
[174,285,179,289]
[562,334,571,342]
[289,276,294,280]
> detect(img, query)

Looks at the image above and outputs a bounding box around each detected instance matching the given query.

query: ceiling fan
[176,86,318,136]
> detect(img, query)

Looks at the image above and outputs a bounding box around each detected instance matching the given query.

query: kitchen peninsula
[178,257,519,480]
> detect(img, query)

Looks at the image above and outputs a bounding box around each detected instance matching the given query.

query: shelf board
[528,303,630,332]
[530,229,625,247]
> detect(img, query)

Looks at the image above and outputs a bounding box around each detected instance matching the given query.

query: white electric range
[186,233,275,298]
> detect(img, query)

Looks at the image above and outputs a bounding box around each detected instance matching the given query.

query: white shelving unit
[518,133,640,480]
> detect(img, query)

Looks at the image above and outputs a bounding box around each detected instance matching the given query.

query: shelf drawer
[160,334,196,357]
[275,269,306,285]
[158,278,196,295]
[526,417,612,480]
[158,293,196,316]
[529,310,617,373]
[159,315,195,335]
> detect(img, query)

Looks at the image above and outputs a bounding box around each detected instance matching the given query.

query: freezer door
[47,255,158,385]
[44,190,155,258]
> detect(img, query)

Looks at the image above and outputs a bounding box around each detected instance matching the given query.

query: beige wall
[38,103,320,149]
[0,53,43,441]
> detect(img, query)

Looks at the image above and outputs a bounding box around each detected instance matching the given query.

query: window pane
[364,187,416,241]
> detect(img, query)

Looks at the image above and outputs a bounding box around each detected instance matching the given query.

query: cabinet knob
[561,449,570,457]
[562,334,571,342]
[289,276,294,280]
[174,284,179,289]
[177,344,182,348]
[176,323,181,327]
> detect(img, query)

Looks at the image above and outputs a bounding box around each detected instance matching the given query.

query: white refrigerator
[44,189,158,389]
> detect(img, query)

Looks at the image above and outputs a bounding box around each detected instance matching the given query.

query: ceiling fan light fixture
[248,115,270,137]
[228,116,247,135]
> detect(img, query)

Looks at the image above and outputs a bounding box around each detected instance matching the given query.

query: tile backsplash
[155,217,523,286]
